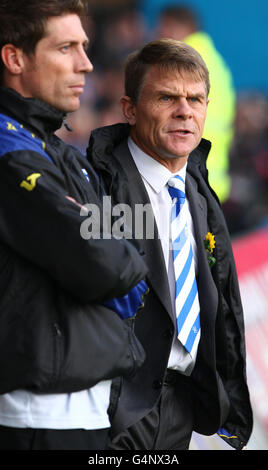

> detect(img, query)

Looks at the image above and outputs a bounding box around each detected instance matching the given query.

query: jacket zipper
[51,322,62,389]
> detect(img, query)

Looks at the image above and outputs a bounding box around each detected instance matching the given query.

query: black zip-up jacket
[87,123,253,450]
[0,87,147,394]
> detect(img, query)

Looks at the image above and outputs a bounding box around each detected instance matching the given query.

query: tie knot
[168,175,185,204]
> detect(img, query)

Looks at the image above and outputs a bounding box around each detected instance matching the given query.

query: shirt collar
[128,137,187,194]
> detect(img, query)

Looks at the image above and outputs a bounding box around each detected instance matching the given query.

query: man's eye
[61,45,70,53]
[189,96,203,103]
[161,95,171,102]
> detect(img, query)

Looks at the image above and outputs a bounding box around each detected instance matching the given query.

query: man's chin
[161,146,191,160]
[164,135,197,158]
[57,97,81,114]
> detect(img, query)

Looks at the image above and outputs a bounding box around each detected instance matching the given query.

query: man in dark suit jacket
[87,39,253,450]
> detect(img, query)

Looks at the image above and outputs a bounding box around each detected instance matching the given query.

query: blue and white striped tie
[168,175,201,357]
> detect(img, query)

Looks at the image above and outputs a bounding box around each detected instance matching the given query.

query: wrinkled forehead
[143,63,208,95]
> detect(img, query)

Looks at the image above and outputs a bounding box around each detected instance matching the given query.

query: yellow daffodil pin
[204,232,216,268]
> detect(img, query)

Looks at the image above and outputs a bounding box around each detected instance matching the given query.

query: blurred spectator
[88,3,147,71]
[155,5,236,203]
[97,101,127,128]
[223,93,268,235]
[93,65,125,108]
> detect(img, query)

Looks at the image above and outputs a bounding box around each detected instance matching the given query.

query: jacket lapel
[186,172,208,247]
[112,141,174,320]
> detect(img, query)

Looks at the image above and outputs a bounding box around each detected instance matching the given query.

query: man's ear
[120,96,137,126]
[1,44,25,75]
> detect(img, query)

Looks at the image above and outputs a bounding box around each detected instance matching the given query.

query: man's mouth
[70,84,84,93]
[168,129,193,135]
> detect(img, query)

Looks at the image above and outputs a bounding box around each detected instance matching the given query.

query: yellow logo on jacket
[7,122,18,131]
[20,173,41,191]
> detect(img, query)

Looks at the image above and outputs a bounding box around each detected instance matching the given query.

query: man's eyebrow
[188,92,207,99]
[155,88,177,95]
[55,36,89,47]
[157,86,207,96]
[155,89,206,98]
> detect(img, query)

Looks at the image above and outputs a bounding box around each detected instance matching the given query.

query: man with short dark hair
[0,0,147,450]
[88,38,253,450]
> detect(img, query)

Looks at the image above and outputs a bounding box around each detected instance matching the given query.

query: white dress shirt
[0,380,111,430]
[128,137,199,375]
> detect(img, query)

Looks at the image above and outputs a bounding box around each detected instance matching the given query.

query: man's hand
[103,280,149,320]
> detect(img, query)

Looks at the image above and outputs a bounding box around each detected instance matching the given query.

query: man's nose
[173,98,192,119]
[77,47,94,74]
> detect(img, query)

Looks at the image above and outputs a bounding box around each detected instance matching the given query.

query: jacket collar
[0,87,65,138]
[89,123,211,178]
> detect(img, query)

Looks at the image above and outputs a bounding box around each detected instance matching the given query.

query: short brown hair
[124,38,210,103]
[0,0,88,84]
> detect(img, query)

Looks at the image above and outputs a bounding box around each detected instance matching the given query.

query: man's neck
[130,131,188,173]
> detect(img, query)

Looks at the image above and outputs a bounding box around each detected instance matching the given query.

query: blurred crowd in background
[56,0,268,238]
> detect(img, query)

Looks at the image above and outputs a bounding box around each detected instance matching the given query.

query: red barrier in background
[189,228,268,449]
[190,228,268,449]
[232,228,268,433]
[232,229,268,277]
